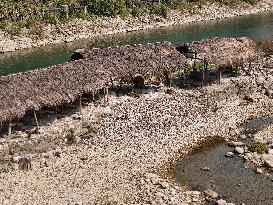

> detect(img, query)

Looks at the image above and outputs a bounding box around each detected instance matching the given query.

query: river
[0,11,273,76]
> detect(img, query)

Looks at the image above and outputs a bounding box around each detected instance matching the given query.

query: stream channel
[0,11,273,76]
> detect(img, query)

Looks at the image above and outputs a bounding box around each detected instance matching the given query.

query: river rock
[204,189,218,198]
[159,181,169,189]
[225,152,234,157]
[235,147,244,154]
[201,166,210,171]
[228,141,244,147]
[216,199,227,205]
[266,138,273,145]
[262,154,273,168]
[268,149,273,155]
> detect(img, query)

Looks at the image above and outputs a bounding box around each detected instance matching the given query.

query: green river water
[0,11,273,76]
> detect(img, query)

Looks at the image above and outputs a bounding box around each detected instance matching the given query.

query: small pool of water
[174,139,273,205]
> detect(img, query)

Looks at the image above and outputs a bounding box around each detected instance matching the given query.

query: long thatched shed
[0,42,187,124]
[189,37,264,67]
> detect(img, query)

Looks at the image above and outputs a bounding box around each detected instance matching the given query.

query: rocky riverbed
[1,0,273,53]
[0,57,273,204]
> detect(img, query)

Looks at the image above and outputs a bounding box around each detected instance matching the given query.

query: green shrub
[244,0,258,5]
[249,142,268,154]
[0,21,7,29]
[131,6,143,17]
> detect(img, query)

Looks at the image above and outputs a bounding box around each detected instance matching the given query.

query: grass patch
[249,141,268,154]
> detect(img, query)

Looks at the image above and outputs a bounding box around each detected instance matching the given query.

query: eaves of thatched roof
[0,42,187,123]
[189,37,264,67]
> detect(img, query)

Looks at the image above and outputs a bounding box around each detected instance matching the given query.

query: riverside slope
[1,0,273,53]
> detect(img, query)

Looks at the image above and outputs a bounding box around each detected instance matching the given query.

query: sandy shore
[1,59,273,204]
[0,0,273,53]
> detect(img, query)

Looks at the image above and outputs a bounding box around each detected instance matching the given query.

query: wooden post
[193,60,196,72]
[110,78,114,88]
[103,88,106,106]
[203,60,209,86]
[218,67,222,85]
[92,91,95,101]
[202,60,205,87]
[84,5,88,15]
[33,110,39,128]
[8,120,11,135]
[248,62,252,74]
[79,95,82,115]
[106,88,109,102]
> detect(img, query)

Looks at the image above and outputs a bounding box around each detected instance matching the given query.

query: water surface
[0,11,273,75]
[174,141,273,205]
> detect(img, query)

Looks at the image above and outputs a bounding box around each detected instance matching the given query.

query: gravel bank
[1,69,273,204]
[1,0,273,53]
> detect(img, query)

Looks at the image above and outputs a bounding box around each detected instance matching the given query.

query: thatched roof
[189,37,264,67]
[0,42,187,123]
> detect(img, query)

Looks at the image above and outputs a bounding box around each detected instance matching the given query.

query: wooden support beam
[103,87,108,106]
[33,110,39,128]
[106,87,109,102]
[218,67,222,85]
[92,91,95,101]
[8,120,12,135]
[204,60,208,82]
[202,60,205,87]
[79,95,82,115]
[193,60,196,72]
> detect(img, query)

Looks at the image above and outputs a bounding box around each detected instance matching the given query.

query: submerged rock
[225,152,234,157]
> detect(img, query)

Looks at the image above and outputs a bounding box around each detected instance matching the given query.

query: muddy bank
[1,0,273,53]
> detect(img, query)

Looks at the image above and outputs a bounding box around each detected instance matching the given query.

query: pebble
[256,168,263,174]
[201,166,210,171]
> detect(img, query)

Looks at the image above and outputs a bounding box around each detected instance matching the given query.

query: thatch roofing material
[189,37,264,67]
[0,42,187,123]
[81,42,186,78]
